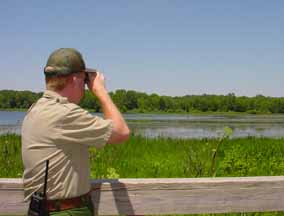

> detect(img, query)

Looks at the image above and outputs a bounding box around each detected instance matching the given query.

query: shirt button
[56,98,60,103]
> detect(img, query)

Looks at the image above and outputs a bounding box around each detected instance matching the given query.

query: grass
[1,134,284,215]
[0,133,22,178]
[89,135,284,178]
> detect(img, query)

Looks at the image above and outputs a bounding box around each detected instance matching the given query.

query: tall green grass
[0,133,23,177]
[89,135,284,179]
[1,134,284,215]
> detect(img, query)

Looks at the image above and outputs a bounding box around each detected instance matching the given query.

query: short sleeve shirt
[21,90,113,201]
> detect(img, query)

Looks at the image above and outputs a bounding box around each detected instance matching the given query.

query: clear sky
[1,1,283,97]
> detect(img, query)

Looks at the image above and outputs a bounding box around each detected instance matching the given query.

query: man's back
[22,90,112,201]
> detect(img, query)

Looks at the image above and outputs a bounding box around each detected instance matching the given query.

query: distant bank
[0,89,284,114]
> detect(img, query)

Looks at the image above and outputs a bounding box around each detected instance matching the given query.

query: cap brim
[84,68,97,73]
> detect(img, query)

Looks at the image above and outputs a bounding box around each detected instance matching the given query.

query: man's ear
[70,74,77,83]
[72,75,76,82]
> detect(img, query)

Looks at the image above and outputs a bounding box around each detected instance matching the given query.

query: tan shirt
[21,90,113,201]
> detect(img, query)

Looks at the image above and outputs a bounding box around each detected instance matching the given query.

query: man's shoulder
[22,98,91,133]
[25,97,88,122]
[62,104,94,124]
[27,97,66,115]
[37,96,85,112]
[62,102,88,115]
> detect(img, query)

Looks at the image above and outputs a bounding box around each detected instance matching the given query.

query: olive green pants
[49,206,93,216]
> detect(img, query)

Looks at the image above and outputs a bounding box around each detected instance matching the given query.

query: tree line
[0,89,284,114]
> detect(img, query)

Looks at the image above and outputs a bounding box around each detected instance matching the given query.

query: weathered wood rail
[1,176,284,215]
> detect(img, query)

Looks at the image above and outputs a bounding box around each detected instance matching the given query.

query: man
[21,48,130,215]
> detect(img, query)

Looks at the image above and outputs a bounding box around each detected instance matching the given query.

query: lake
[1,111,284,139]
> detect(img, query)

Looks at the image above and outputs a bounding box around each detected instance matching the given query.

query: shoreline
[0,109,279,116]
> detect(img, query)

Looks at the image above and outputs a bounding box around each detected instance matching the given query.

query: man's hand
[86,71,107,97]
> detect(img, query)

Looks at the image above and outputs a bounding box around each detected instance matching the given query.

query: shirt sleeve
[56,105,113,148]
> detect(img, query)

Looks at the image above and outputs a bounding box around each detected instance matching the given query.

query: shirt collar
[42,90,69,103]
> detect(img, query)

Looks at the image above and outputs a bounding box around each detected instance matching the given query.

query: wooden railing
[1,176,284,215]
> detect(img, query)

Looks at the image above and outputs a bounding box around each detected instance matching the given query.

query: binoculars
[84,71,97,84]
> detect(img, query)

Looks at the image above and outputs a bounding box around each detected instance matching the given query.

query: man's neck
[47,87,77,104]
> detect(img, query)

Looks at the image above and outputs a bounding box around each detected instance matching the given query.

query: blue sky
[1,1,283,97]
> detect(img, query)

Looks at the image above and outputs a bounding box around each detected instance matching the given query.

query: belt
[47,191,92,212]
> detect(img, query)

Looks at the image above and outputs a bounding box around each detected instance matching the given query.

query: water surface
[1,111,284,139]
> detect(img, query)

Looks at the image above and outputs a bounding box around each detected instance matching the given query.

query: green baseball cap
[44,48,96,77]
